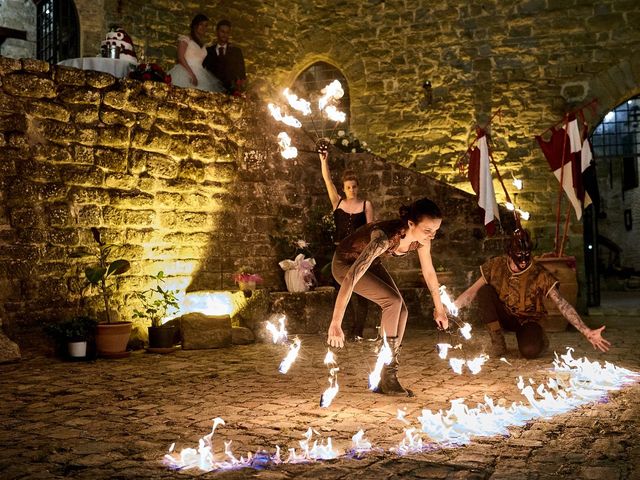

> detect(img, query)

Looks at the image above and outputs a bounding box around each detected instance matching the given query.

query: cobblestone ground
[1,317,639,480]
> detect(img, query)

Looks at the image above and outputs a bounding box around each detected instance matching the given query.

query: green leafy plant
[132,271,180,328]
[45,315,98,342]
[84,227,131,324]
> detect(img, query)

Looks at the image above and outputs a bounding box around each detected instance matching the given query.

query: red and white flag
[468,131,500,234]
[536,117,592,220]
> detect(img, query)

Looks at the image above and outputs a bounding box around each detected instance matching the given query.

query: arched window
[34,0,79,63]
[292,62,350,139]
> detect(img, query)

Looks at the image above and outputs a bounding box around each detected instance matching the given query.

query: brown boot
[487,321,507,357]
[373,337,414,397]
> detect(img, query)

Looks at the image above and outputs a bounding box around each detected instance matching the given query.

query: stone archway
[584,56,640,126]
[280,28,368,140]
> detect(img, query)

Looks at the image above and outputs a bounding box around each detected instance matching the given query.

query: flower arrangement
[128,63,171,84]
[331,130,372,154]
[233,267,263,291]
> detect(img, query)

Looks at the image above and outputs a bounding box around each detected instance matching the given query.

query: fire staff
[327,198,447,396]
[453,227,611,359]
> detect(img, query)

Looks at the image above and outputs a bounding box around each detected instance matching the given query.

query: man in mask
[453,227,611,358]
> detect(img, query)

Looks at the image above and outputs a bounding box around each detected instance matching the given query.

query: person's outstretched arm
[417,243,448,329]
[548,288,611,352]
[328,229,389,348]
[454,276,487,310]
[319,150,341,210]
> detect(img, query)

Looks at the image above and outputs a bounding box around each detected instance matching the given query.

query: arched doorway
[34,0,80,63]
[587,95,640,308]
[291,61,351,139]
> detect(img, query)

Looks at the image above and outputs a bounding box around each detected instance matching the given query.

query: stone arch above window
[34,0,80,63]
[292,61,350,139]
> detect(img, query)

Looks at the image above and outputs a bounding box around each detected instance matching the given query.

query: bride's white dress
[168,36,223,92]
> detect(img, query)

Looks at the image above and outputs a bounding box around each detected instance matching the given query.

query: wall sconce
[420,80,433,110]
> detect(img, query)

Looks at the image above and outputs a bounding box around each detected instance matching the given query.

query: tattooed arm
[327,229,389,348]
[548,288,611,352]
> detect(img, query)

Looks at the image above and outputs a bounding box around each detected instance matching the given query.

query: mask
[508,228,532,269]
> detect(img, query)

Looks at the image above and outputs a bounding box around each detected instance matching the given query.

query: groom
[203,19,246,95]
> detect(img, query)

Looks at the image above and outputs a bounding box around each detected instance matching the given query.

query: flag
[535,117,593,220]
[468,130,500,234]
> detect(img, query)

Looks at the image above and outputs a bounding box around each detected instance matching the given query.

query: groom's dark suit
[202,44,246,94]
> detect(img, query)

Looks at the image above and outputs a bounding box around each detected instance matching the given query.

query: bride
[168,14,223,92]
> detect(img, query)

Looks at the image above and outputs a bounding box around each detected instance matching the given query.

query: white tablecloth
[57,57,137,78]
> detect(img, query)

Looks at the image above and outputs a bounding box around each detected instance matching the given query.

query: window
[591,95,640,159]
[292,62,350,139]
[35,0,79,64]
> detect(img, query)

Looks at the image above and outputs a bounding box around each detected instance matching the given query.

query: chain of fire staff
[265,284,500,408]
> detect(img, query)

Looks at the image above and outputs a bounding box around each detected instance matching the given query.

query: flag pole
[554,115,570,256]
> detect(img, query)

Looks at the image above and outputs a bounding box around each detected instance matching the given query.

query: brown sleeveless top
[335,219,422,263]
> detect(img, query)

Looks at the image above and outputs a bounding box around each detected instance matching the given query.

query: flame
[449,357,465,374]
[466,354,489,375]
[277,132,298,159]
[287,428,339,462]
[392,428,424,455]
[320,369,340,408]
[164,349,639,471]
[397,408,410,425]
[368,335,393,390]
[265,315,287,344]
[323,105,346,122]
[268,103,302,128]
[438,285,458,316]
[459,323,472,339]
[279,337,301,374]
[436,343,452,359]
[505,202,515,211]
[518,209,531,220]
[323,349,336,365]
[500,357,512,366]
[283,88,311,115]
[350,430,372,454]
[512,178,523,190]
[318,80,344,110]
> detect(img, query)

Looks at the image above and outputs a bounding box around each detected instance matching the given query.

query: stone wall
[0,0,36,59]
[7,1,640,287]
[96,0,640,264]
[0,57,501,347]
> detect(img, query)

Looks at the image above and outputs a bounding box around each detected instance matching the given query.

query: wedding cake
[101,28,137,64]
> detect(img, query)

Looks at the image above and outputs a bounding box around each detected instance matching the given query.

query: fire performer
[319,147,375,341]
[327,198,448,396]
[453,227,611,358]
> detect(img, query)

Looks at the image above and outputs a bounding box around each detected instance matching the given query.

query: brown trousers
[477,284,547,358]
[332,254,408,344]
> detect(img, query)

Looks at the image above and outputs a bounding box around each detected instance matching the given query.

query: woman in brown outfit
[328,198,448,396]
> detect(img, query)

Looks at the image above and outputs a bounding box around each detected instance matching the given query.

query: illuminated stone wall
[97,0,640,260]
[0,57,499,346]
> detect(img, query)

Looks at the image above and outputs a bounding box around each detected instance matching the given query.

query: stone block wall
[0,57,501,347]
[91,0,640,265]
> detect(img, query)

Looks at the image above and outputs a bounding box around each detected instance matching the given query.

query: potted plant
[132,271,180,351]
[84,227,132,358]
[45,315,98,360]
[233,267,263,293]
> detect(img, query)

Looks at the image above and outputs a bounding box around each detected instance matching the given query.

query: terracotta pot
[535,255,578,332]
[95,322,132,357]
